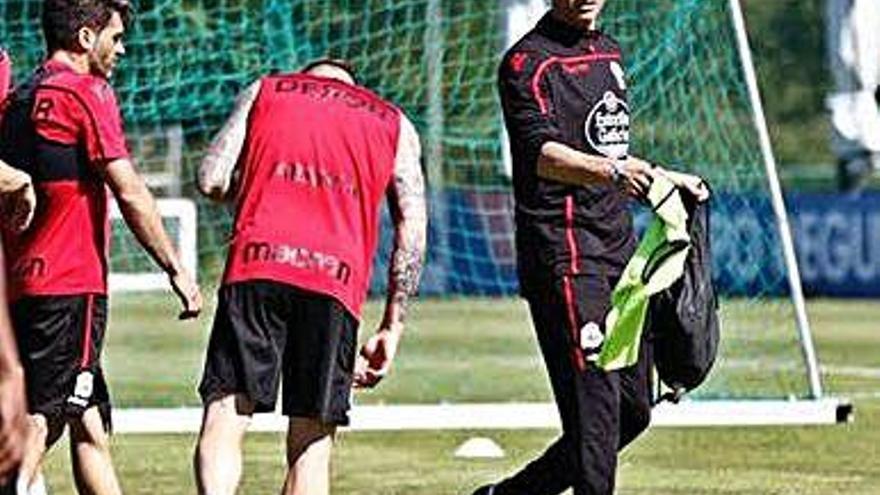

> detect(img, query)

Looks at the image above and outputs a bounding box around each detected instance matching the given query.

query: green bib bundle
[597,175,691,371]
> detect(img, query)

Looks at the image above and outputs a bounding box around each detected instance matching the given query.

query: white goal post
[728,0,824,399]
[108,198,198,293]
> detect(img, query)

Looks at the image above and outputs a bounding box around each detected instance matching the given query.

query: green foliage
[102,295,871,407]
[743,0,834,166]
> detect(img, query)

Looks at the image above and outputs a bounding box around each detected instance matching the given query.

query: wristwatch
[609,158,627,187]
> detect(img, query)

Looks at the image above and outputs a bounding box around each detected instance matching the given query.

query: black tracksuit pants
[497,273,653,495]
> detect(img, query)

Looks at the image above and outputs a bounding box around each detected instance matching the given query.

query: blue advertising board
[789,193,880,297]
[369,191,880,298]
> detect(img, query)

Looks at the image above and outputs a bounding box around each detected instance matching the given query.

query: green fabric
[597,175,690,371]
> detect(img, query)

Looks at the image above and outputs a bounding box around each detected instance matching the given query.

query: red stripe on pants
[563,276,586,372]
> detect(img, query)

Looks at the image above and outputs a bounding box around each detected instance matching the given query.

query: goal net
[1,0,843,421]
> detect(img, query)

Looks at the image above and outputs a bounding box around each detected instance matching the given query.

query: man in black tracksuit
[476,1,709,494]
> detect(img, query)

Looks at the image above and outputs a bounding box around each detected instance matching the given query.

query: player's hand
[0,181,36,233]
[659,169,711,203]
[354,325,403,389]
[0,366,26,483]
[620,157,655,199]
[676,173,710,202]
[169,269,203,320]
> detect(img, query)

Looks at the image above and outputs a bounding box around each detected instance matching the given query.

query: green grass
[101,295,554,407]
[102,295,835,407]
[37,297,880,494]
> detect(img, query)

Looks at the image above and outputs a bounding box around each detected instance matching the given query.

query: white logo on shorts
[70,371,94,406]
[580,321,605,351]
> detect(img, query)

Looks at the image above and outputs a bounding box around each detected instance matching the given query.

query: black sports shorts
[11,294,112,430]
[199,280,358,425]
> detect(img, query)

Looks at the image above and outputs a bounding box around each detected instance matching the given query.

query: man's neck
[550,9,596,32]
[305,65,355,85]
[48,50,89,75]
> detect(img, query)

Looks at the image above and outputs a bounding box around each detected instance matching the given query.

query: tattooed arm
[354,114,427,388]
[381,114,428,330]
[197,81,261,202]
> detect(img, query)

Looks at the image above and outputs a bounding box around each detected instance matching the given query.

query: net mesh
[1,0,811,400]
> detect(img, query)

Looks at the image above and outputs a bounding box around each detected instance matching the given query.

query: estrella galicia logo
[579,321,605,362]
[580,321,604,349]
[585,91,630,159]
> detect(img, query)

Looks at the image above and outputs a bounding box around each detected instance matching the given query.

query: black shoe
[471,484,496,495]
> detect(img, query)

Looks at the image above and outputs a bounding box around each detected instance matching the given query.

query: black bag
[648,188,720,404]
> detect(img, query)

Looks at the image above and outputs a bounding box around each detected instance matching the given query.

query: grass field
[36,296,880,494]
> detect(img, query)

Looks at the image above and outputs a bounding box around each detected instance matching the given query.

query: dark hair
[301,58,358,84]
[42,0,133,53]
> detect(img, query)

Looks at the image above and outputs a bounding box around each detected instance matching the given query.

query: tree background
[744,0,833,168]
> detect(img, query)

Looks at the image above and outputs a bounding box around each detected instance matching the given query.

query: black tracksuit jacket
[499,13,637,296]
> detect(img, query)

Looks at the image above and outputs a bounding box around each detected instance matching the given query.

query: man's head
[301,58,358,85]
[552,0,607,31]
[42,0,132,78]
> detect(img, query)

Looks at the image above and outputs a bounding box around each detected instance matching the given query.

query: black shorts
[199,280,358,425]
[11,294,112,429]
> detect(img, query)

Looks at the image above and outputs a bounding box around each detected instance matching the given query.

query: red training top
[1,60,130,301]
[223,73,402,318]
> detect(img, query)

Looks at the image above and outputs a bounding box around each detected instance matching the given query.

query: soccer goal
[2,0,848,427]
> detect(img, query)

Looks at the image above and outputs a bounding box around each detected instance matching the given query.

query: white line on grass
[720,360,880,380]
[722,360,880,375]
[841,391,880,400]
[822,365,880,379]
[112,399,849,434]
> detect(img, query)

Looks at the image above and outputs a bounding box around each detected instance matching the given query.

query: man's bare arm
[0,159,35,232]
[0,160,29,194]
[0,245,26,480]
[654,167,710,201]
[354,115,427,388]
[537,141,618,185]
[197,81,261,201]
[0,246,23,381]
[538,141,653,197]
[537,141,708,200]
[102,159,202,317]
[381,115,428,330]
